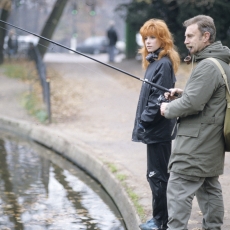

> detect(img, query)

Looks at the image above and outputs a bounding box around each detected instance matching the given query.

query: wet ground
[0,130,126,230]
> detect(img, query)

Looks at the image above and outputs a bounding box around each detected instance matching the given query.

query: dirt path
[1,56,230,229]
[46,60,150,209]
[46,58,230,229]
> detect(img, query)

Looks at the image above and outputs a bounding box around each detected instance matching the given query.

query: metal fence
[28,43,51,123]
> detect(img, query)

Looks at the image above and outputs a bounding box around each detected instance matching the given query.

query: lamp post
[86,0,96,36]
[70,0,77,52]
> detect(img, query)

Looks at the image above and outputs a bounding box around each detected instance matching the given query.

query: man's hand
[164,88,183,100]
[160,102,168,116]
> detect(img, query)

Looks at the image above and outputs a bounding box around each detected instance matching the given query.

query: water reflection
[0,131,126,230]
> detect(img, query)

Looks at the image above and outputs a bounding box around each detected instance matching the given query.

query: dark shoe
[139,218,165,230]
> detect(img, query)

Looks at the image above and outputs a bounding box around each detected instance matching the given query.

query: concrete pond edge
[0,115,141,230]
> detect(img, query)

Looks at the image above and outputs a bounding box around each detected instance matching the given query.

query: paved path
[0,53,230,229]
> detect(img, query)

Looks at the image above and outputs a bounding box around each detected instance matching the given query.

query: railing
[27,43,51,123]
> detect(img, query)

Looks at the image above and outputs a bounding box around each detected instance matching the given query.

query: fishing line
[0,24,129,86]
[1,21,178,105]
[0,24,131,93]
[0,19,175,95]
[0,31,168,105]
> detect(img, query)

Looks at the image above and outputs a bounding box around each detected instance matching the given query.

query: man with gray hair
[160,15,230,229]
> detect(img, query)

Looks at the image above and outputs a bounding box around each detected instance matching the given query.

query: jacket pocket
[136,125,146,140]
[177,123,200,137]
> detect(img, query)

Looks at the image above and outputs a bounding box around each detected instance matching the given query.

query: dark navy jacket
[107,26,117,46]
[132,53,176,144]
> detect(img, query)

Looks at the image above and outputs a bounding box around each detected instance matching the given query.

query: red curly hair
[139,19,180,72]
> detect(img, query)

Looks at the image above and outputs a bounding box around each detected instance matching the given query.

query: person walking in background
[160,15,230,230]
[107,20,118,63]
[132,19,180,230]
[7,30,18,59]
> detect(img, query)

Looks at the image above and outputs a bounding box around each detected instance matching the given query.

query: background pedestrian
[107,20,118,63]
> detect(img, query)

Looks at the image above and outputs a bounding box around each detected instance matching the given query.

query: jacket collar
[146,48,162,63]
[194,41,230,64]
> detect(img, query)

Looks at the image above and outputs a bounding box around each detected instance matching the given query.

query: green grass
[21,92,48,123]
[116,173,127,182]
[1,61,48,123]
[105,161,145,220]
[126,187,145,219]
[1,62,29,81]
[107,162,118,173]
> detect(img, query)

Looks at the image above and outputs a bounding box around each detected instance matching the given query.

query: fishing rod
[0,19,176,95]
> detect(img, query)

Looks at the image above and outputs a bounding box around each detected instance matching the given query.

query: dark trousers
[147,141,171,227]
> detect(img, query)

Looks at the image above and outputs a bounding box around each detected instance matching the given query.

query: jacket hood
[194,41,230,64]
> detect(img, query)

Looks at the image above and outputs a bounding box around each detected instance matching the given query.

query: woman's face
[144,36,161,53]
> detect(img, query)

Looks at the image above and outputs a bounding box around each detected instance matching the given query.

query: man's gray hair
[183,15,216,43]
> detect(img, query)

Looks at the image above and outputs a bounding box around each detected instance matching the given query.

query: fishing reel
[156,95,169,106]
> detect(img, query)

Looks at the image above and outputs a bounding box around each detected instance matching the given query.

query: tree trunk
[37,0,68,58]
[0,0,12,64]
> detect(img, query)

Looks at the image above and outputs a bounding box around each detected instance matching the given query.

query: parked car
[76,36,108,55]
[76,36,126,55]
[116,40,125,54]
[17,35,39,54]
[135,33,144,61]
[4,34,39,58]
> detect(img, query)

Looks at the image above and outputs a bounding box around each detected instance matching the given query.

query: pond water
[0,131,126,230]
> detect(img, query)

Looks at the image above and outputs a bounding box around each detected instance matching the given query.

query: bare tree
[0,0,12,64]
[37,0,68,58]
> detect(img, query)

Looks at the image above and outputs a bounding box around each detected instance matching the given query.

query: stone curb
[0,115,141,230]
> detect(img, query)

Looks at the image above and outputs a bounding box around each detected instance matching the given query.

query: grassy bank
[1,60,48,123]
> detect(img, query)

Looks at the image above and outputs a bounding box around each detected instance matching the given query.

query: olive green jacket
[165,41,230,177]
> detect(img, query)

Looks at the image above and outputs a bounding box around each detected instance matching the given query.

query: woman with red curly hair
[132,19,180,230]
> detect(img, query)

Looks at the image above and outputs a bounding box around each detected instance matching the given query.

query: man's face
[184,23,207,55]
